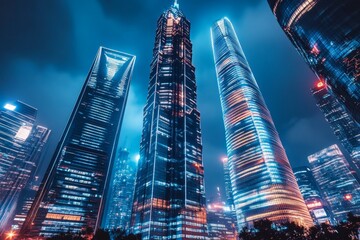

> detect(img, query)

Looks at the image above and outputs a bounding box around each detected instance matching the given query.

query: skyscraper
[268,0,360,123]
[293,167,334,225]
[211,17,313,228]
[308,145,360,222]
[311,80,360,173]
[207,200,237,240]
[21,47,135,238]
[0,101,50,233]
[131,2,208,239]
[104,148,137,230]
[222,157,234,208]
[11,174,42,231]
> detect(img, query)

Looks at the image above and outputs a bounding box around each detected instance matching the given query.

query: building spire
[173,0,179,9]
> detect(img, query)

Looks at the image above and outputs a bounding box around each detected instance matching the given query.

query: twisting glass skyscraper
[311,80,360,173]
[131,2,208,239]
[268,0,360,123]
[211,18,313,228]
[21,47,135,238]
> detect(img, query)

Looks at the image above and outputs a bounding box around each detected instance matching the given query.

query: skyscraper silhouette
[21,47,135,237]
[211,17,313,228]
[131,2,208,239]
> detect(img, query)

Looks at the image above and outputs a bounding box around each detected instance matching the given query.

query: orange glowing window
[46,213,81,221]
[344,194,352,201]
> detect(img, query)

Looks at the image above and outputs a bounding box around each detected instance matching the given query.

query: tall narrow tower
[211,18,313,228]
[131,2,208,239]
[21,47,135,238]
[311,80,360,173]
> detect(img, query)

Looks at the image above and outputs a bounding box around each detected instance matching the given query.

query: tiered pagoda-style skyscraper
[131,2,208,239]
[268,0,360,124]
[211,17,313,228]
[21,47,135,238]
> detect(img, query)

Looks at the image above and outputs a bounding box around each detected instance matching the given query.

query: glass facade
[103,148,137,230]
[131,2,208,239]
[20,47,135,238]
[211,17,313,229]
[308,145,360,222]
[311,80,360,174]
[11,175,42,231]
[0,101,50,233]
[268,0,360,123]
[293,167,334,225]
[207,203,237,240]
[222,158,234,208]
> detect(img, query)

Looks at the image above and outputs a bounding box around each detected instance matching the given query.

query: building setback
[268,0,360,124]
[20,47,135,238]
[308,145,360,222]
[131,2,208,239]
[211,17,313,228]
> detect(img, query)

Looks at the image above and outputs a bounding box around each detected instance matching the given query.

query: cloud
[118,84,144,154]
[0,0,77,72]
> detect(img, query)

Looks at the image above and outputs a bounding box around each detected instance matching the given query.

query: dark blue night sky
[0,0,341,200]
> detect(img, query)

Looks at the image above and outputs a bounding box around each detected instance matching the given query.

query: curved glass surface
[268,0,360,123]
[211,18,313,228]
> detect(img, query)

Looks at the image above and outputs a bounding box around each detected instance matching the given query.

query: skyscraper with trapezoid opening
[21,47,135,238]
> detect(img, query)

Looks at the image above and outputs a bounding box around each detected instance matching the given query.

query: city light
[4,103,16,111]
[316,81,325,88]
[15,125,32,141]
[344,194,353,201]
[135,154,140,162]
[6,230,16,239]
[307,201,322,209]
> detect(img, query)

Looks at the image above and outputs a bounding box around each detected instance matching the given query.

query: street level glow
[4,103,16,111]
[6,230,16,239]
[135,154,140,162]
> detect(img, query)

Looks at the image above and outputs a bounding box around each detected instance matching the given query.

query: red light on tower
[316,80,325,89]
[221,157,228,163]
